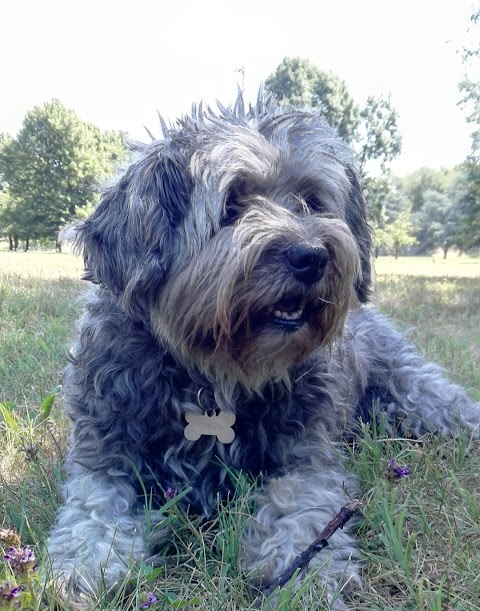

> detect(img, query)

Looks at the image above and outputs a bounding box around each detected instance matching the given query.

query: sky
[1,0,479,176]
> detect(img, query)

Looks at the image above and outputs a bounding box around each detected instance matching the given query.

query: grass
[0,250,84,406]
[374,254,480,279]
[374,255,480,400]
[0,250,479,610]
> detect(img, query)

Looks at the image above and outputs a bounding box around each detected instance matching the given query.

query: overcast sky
[1,0,478,175]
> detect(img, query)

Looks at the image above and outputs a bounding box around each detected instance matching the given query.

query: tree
[459,78,480,159]
[451,163,480,250]
[358,95,402,172]
[266,57,402,175]
[0,190,22,250]
[384,190,411,223]
[0,185,11,244]
[0,100,128,246]
[372,189,416,258]
[455,7,480,248]
[384,211,417,259]
[397,167,455,212]
[265,57,359,143]
[459,7,480,160]
[412,190,460,257]
[373,225,394,257]
[0,133,19,249]
[363,174,394,228]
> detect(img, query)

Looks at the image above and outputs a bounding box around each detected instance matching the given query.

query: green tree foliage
[372,189,415,258]
[455,6,480,249]
[0,100,128,246]
[459,78,480,158]
[0,134,19,249]
[451,162,480,250]
[384,190,411,223]
[358,95,402,172]
[266,57,402,174]
[459,7,480,159]
[383,211,417,259]
[363,174,394,227]
[397,167,455,212]
[392,166,479,255]
[265,57,359,143]
[412,190,461,258]
[373,225,394,255]
[0,184,11,235]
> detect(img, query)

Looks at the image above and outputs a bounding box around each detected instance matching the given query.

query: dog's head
[70,91,372,391]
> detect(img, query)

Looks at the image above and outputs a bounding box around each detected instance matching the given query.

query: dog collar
[184,410,236,444]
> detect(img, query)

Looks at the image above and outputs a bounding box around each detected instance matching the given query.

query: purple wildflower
[395,465,410,477]
[386,458,410,480]
[0,580,24,605]
[141,592,158,608]
[3,545,36,575]
[164,486,178,500]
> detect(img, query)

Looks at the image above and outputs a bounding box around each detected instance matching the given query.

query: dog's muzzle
[253,243,330,333]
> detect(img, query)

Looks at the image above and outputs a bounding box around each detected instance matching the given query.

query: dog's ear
[344,167,372,303]
[67,141,191,319]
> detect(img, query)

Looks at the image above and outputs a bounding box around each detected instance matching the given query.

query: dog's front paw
[48,579,93,611]
[241,470,361,609]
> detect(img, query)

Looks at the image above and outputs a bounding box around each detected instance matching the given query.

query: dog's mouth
[246,294,315,333]
[268,297,307,329]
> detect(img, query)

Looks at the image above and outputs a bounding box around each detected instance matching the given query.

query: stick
[256,499,361,604]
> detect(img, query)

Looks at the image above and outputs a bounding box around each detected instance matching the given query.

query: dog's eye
[222,180,251,226]
[301,193,323,212]
[222,200,244,226]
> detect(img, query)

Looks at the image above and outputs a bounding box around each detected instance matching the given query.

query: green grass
[0,250,84,406]
[375,257,480,401]
[374,254,480,279]
[0,252,479,610]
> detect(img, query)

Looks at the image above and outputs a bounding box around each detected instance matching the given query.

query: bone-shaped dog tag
[184,410,236,444]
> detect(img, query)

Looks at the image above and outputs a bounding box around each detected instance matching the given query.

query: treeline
[1,51,479,254]
[371,167,478,259]
[0,100,129,251]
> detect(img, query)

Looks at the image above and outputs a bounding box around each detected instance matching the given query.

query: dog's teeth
[272,299,307,321]
[273,307,304,321]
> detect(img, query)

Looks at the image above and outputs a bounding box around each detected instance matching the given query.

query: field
[0,249,479,610]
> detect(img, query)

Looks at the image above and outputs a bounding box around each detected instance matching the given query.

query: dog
[48,90,480,609]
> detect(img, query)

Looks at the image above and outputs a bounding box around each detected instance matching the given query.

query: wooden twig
[256,499,361,605]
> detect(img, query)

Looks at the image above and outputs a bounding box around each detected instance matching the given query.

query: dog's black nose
[286,244,329,283]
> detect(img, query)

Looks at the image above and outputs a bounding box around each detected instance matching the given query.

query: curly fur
[48,90,480,609]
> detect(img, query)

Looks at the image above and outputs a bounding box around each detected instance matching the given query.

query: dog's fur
[48,91,480,608]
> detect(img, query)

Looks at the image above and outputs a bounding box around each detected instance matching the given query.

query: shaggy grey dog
[48,91,480,608]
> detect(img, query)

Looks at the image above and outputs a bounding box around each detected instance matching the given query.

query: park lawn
[0,248,84,279]
[0,250,479,610]
[375,255,480,401]
[375,254,480,278]
[0,250,84,406]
